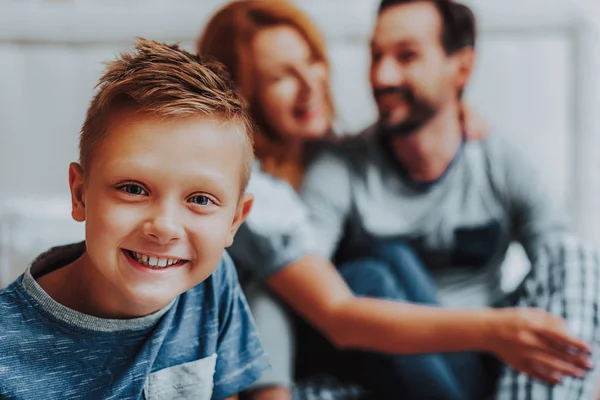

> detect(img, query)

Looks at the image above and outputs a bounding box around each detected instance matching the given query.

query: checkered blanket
[294,376,371,400]
[495,234,600,400]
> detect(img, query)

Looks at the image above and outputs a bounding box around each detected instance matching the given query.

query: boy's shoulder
[0,276,82,398]
[0,277,39,333]
[0,277,23,302]
[0,280,26,332]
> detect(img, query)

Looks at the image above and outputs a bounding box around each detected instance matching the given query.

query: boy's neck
[36,252,166,319]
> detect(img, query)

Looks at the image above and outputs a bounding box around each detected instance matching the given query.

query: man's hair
[80,37,255,190]
[378,0,476,55]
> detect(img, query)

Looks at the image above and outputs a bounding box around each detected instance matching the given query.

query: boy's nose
[142,214,184,245]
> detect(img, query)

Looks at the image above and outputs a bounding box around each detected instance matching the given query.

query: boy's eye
[120,184,147,196]
[189,195,212,206]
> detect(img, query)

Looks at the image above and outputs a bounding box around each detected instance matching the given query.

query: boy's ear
[69,163,87,222]
[225,193,254,247]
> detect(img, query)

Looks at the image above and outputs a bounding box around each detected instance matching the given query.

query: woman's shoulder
[245,163,308,233]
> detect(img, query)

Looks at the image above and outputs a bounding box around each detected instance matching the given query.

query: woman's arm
[266,254,592,383]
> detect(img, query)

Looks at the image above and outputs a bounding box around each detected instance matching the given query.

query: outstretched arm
[266,253,591,383]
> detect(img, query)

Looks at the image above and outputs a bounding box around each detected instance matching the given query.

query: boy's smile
[123,248,189,270]
[48,111,253,319]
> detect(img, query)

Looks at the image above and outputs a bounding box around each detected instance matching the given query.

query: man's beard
[375,86,438,139]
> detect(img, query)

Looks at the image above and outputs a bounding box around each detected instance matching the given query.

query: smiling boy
[0,38,269,399]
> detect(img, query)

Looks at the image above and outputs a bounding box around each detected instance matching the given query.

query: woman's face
[250,25,331,140]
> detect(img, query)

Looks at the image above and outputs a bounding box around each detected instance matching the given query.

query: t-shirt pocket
[451,220,502,270]
[144,353,217,400]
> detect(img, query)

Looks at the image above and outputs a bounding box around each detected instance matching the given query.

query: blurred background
[1,0,600,287]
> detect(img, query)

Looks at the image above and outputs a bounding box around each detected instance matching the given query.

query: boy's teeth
[130,251,181,268]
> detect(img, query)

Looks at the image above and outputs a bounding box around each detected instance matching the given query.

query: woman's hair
[197,0,334,161]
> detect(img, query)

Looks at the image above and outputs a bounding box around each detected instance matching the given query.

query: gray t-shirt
[0,242,269,399]
[300,128,568,307]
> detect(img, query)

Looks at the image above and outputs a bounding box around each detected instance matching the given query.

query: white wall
[1,0,599,286]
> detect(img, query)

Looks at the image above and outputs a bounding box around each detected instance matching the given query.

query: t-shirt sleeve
[485,136,569,261]
[211,252,270,399]
[300,149,352,260]
[228,167,317,280]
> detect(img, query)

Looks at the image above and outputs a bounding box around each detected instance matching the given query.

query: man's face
[69,112,251,313]
[370,2,462,137]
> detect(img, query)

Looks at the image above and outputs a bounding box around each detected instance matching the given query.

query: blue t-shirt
[0,242,270,400]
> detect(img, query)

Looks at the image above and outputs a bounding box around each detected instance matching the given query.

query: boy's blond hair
[80,37,254,189]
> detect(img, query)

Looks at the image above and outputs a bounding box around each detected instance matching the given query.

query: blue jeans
[337,241,499,399]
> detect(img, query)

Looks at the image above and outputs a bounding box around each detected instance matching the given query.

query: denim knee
[372,240,421,265]
[369,241,438,304]
[339,259,407,300]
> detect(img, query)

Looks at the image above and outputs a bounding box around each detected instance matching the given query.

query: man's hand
[486,307,593,384]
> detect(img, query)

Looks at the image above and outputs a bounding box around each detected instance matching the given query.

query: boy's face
[69,111,252,311]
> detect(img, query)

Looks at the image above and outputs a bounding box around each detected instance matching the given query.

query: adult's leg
[243,282,295,400]
[495,236,600,400]
[365,239,439,304]
[339,246,493,400]
[370,241,500,397]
